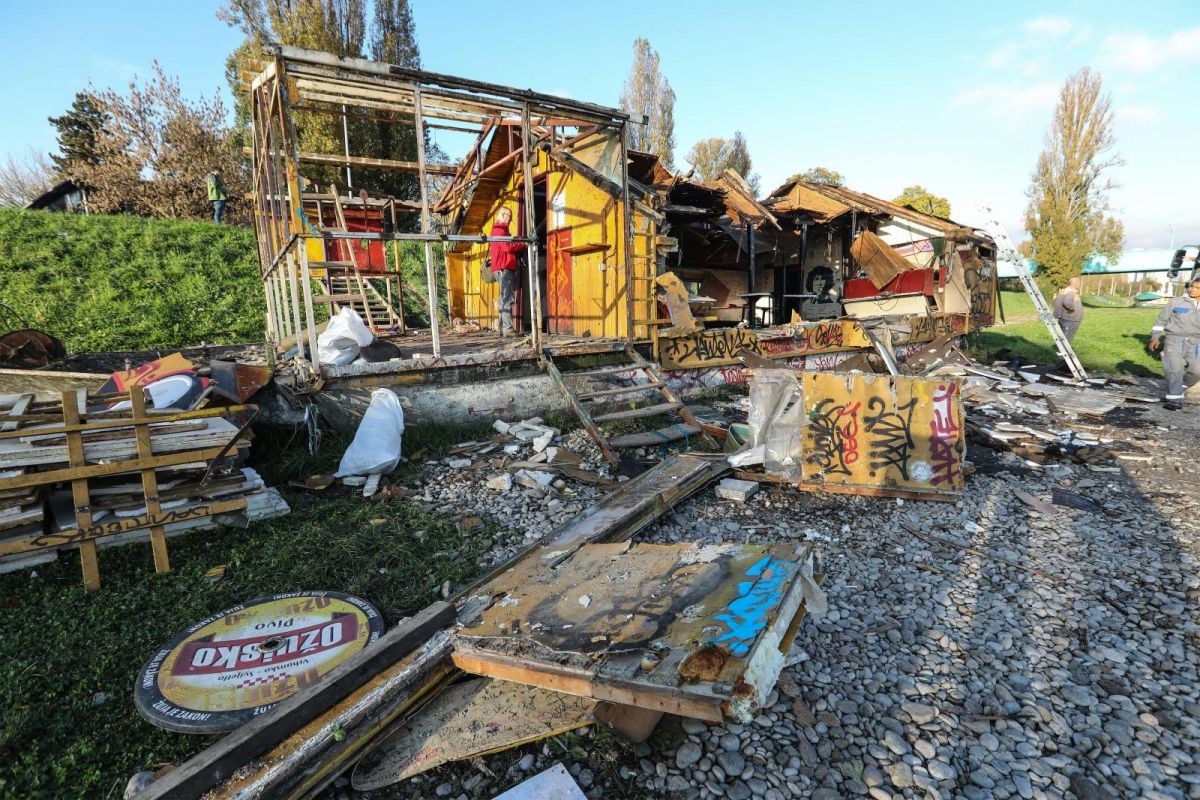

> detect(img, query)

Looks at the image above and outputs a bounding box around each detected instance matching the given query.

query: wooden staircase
[313,266,403,330]
[545,345,717,465]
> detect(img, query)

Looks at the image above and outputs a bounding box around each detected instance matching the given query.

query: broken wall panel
[452,541,818,723]
[799,372,965,496]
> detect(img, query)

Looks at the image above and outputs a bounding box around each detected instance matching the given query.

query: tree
[788,167,844,186]
[48,92,105,176]
[893,185,951,218]
[0,149,57,207]
[1024,67,1124,295]
[685,132,760,194]
[75,63,246,221]
[619,38,676,169]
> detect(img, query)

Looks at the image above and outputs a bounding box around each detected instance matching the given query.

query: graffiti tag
[806,399,861,476]
[929,383,961,487]
[864,395,917,479]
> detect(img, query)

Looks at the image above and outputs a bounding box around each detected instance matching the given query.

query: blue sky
[4,0,1198,248]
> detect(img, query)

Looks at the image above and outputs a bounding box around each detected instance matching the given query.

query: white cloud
[1104,27,1200,74]
[1118,105,1161,125]
[1023,16,1074,38]
[953,82,1059,120]
[987,42,1023,69]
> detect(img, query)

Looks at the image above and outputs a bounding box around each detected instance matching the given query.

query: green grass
[974,291,1164,377]
[0,209,265,352]
[0,421,502,800]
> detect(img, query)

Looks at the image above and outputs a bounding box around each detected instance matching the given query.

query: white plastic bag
[317,308,375,366]
[335,389,406,476]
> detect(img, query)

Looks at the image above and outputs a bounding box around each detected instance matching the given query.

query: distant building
[25,180,87,213]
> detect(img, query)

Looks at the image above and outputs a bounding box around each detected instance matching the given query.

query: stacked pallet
[0,390,289,588]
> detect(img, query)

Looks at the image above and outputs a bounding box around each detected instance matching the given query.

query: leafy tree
[788,166,844,186]
[686,131,760,194]
[75,63,246,221]
[1024,67,1124,296]
[219,0,428,204]
[893,185,951,218]
[48,92,105,175]
[0,149,57,207]
[619,38,677,169]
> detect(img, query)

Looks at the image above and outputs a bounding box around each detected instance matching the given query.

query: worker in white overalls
[1149,278,1200,410]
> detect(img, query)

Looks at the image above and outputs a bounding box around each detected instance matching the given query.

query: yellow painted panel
[799,372,964,495]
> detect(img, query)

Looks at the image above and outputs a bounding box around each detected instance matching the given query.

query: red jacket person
[488,207,527,336]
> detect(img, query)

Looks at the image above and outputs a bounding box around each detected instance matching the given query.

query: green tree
[48,92,105,175]
[893,185,951,218]
[788,166,844,186]
[1025,67,1124,295]
[619,38,677,169]
[686,131,760,194]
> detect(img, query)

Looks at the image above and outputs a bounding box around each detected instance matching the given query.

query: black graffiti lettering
[805,399,859,476]
[863,395,917,479]
[31,504,220,549]
[661,330,762,365]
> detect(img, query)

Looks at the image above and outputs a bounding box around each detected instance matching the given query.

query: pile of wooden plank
[0,390,288,588]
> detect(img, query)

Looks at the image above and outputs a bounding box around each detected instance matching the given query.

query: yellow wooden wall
[446,149,653,340]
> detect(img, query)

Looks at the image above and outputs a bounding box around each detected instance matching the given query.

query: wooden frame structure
[248,45,638,371]
[0,391,259,589]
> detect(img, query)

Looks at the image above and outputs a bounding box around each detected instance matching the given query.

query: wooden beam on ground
[137,602,455,800]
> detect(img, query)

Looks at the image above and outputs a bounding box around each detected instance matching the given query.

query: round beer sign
[135,591,385,733]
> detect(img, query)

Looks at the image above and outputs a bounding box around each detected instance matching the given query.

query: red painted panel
[548,230,574,334]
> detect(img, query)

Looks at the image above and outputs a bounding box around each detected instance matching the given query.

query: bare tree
[619,38,676,170]
[0,149,57,207]
[1025,67,1124,295]
[76,65,245,221]
[686,132,760,194]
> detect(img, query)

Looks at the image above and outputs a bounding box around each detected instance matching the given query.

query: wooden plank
[129,390,170,573]
[593,702,663,742]
[138,602,456,800]
[0,496,251,556]
[608,423,701,448]
[576,381,663,401]
[61,392,100,590]
[590,401,681,423]
[544,356,618,466]
[352,678,595,789]
[451,649,723,722]
[0,394,32,432]
[0,445,233,492]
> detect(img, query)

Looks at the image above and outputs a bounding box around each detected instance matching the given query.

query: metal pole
[520,101,542,349]
[299,244,320,367]
[413,85,441,357]
[747,221,757,326]
[342,104,352,188]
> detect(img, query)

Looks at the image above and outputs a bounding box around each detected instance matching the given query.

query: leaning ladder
[972,204,1088,382]
[1014,268,1088,381]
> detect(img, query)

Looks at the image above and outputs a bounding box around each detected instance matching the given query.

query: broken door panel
[452,541,818,723]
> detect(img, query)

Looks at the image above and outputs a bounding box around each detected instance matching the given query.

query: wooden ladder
[544,345,717,465]
[318,271,401,330]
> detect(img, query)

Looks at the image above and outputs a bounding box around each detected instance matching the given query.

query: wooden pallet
[0,390,262,589]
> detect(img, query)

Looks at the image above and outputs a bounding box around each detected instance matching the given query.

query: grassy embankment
[974,291,1164,377]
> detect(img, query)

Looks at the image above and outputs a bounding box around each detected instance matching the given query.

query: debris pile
[0,353,286,588]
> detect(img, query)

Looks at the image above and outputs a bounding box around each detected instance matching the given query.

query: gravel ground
[361,390,1200,800]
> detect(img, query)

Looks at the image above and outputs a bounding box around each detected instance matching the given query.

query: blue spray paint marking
[712,556,796,657]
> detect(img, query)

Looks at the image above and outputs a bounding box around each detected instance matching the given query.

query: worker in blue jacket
[1149,278,1200,410]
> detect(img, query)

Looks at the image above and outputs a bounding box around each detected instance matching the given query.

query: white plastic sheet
[335,389,406,477]
[736,368,805,478]
[317,308,375,366]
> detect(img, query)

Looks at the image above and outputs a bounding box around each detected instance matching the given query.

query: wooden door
[547,229,574,334]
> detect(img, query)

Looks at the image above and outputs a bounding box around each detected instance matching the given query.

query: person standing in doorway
[1053,277,1084,343]
[1149,278,1200,410]
[206,170,228,224]
[488,207,527,336]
